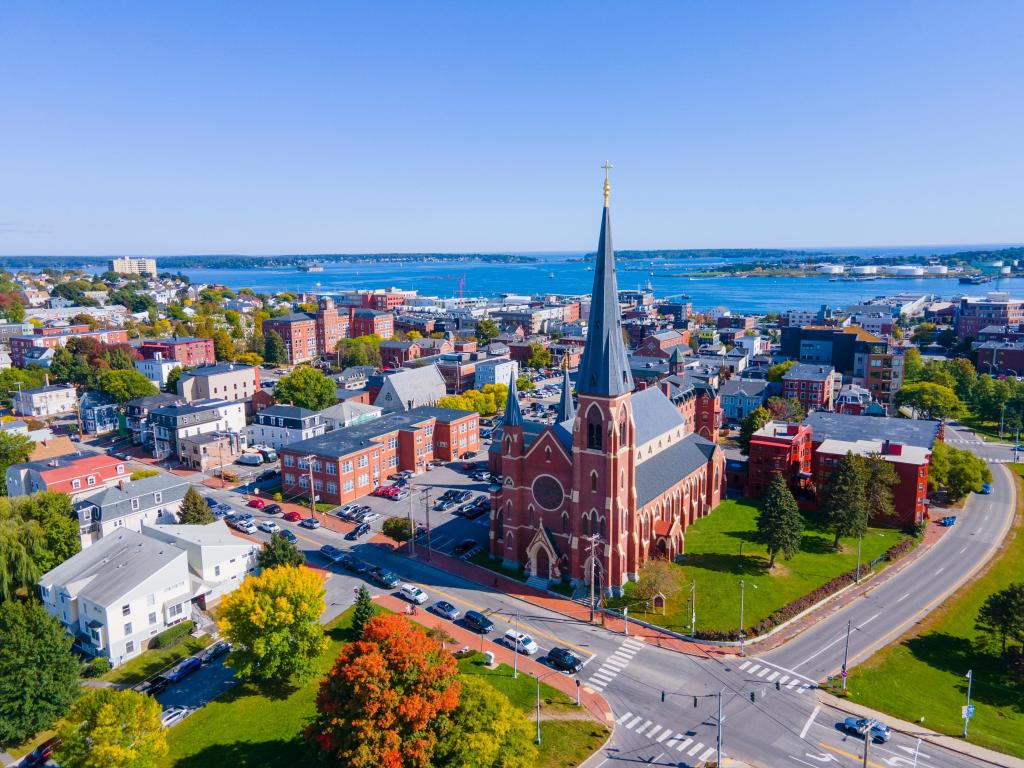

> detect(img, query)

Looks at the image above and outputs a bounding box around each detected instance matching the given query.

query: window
[327,482,338,493]
[326,463,337,475]
[358,473,369,487]
[357,455,368,468]
[284,473,295,485]
[130,498,140,511]
[124,622,133,635]
[116,464,125,474]
[148,612,157,625]
[122,604,131,616]
[154,492,162,504]
[344,479,354,492]
[342,461,353,473]
[169,603,183,617]
[284,455,294,467]
[125,640,135,654]
[71,479,81,490]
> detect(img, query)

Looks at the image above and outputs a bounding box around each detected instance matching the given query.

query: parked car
[400,583,429,604]
[337,504,360,519]
[214,502,233,515]
[237,453,263,466]
[237,520,257,534]
[341,553,370,573]
[547,647,583,673]
[162,655,202,684]
[247,498,266,509]
[503,629,539,655]
[345,522,370,540]
[300,517,321,529]
[433,499,456,512]
[258,520,281,533]
[980,482,993,494]
[204,496,219,507]
[236,512,255,523]
[161,705,192,729]
[393,489,410,500]
[262,503,282,515]
[258,469,279,481]
[360,511,381,524]
[283,510,302,522]
[199,640,231,664]
[22,737,62,767]
[279,529,298,544]
[453,539,479,556]
[257,448,278,462]
[430,600,460,621]
[370,567,399,588]
[463,610,494,633]
[320,544,345,563]
[842,717,891,743]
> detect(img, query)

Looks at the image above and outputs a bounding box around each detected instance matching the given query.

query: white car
[361,511,381,524]
[236,520,257,535]
[160,706,192,729]
[258,520,281,533]
[400,584,428,604]
[503,629,539,655]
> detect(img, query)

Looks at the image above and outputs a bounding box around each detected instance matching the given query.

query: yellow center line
[818,740,885,768]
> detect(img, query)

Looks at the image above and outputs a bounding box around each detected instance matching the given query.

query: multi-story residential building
[261,297,355,365]
[177,363,260,408]
[975,324,1024,344]
[0,321,32,346]
[351,308,394,338]
[491,305,567,334]
[435,352,478,394]
[6,450,131,498]
[126,393,186,444]
[139,337,216,367]
[79,391,119,435]
[473,358,518,390]
[635,329,691,359]
[135,355,181,388]
[179,431,247,472]
[744,421,814,498]
[371,365,447,412]
[956,293,1024,341]
[782,364,837,412]
[247,404,326,450]
[976,341,1024,376]
[9,327,130,367]
[834,383,876,415]
[148,400,247,459]
[13,384,78,418]
[719,378,769,423]
[72,474,190,548]
[319,402,382,430]
[109,256,157,277]
[278,406,478,505]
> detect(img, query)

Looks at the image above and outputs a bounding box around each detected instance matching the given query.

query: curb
[817,691,1024,768]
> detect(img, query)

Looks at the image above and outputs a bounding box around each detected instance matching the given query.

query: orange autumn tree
[307,613,461,768]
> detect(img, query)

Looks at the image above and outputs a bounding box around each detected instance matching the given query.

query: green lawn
[844,467,1024,758]
[161,612,606,768]
[609,498,909,636]
[102,635,213,686]
[468,550,575,597]
[959,416,1011,443]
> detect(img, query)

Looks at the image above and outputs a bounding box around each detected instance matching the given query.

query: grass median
[609,498,909,635]
[844,465,1023,758]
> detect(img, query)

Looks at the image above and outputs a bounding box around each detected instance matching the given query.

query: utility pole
[855,535,863,583]
[586,534,599,622]
[739,580,745,656]
[841,619,852,690]
[407,490,415,556]
[306,455,316,517]
[218,440,226,488]
[861,722,873,768]
[716,688,723,765]
[421,488,432,561]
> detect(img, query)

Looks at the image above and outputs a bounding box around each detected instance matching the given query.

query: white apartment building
[72,474,190,548]
[473,357,519,390]
[135,356,181,387]
[247,404,326,450]
[142,522,260,603]
[109,256,157,277]
[13,384,77,418]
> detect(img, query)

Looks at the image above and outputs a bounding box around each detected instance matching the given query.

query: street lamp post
[963,670,973,738]
[690,581,696,637]
[841,619,852,690]
[533,670,559,745]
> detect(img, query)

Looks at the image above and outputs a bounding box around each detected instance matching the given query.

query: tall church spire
[503,370,524,427]
[556,356,575,422]
[576,164,634,398]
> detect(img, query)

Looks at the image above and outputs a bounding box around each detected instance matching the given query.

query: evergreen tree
[975,582,1024,655]
[352,585,375,637]
[264,331,287,365]
[738,406,771,455]
[857,455,898,522]
[820,452,868,550]
[164,366,184,395]
[0,600,82,745]
[258,532,304,570]
[178,487,214,525]
[754,472,803,569]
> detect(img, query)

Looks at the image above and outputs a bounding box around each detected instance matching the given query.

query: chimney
[118,478,126,490]
[787,424,799,436]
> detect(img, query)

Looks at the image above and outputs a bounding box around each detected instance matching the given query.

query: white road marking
[757,667,770,678]
[655,729,670,743]
[700,748,716,762]
[786,679,800,689]
[587,680,605,690]
[623,638,646,649]
[800,705,821,739]
[778,675,790,685]
[614,647,637,657]
[647,725,662,738]
[746,663,762,674]
[591,672,615,683]
[597,665,619,676]
[797,684,811,694]
[896,593,910,603]
[636,720,653,734]
[676,738,693,751]
[935,567,945,575]
[603,656,627,669]
[756,659,819,684]
[687,741,705,756]
[958,546,967,554]
[625,715,642,729]
[794,613,879,668]
[616,711,633,724]
[739,660,751,671]
[766,671,780,681]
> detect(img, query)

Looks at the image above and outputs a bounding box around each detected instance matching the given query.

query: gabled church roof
[576,174,634,398]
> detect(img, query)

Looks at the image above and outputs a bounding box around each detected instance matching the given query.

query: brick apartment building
[278,406,478,505]
[9,327,130,367]
[745,422,813,498]
[635,329,691,359]
[351,308,395,338]
[262,298,396,364]
[976,341,1024,376]
[139,337,216,368]
[956,294,1024,341]
[782,363,837,413]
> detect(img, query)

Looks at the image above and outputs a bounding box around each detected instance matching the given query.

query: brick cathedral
[489,175,725,595]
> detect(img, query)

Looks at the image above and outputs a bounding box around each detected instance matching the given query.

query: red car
[247,498,266,509]
[282,510,302,522]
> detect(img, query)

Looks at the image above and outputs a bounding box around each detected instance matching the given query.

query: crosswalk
[615,711,720,763]
[736,659,815,694]
[586,637,644,691]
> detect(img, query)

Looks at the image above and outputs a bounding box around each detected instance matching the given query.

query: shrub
[83,656,112,678]
[273,491,283,502]
[149,620,194,649]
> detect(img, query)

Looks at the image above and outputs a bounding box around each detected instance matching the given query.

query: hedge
[150,620,195,649]
[693,537,918,642]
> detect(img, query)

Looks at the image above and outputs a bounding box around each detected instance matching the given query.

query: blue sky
[1,1,1021,255]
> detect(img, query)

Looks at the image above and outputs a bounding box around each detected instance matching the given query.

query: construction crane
[418,274,466,299]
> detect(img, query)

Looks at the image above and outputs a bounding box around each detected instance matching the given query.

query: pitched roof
[631,387,686,446]
[74,474,190,521]
[376,365,446,410]
[635,435,718,507]
[719,379,769,398]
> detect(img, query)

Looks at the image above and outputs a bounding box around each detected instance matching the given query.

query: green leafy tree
[633,559,681,604]
[352,585,375,637]
[164,366,184,395]
[975,582,1024,655]
[475,318,500,345]
[526,342,551,369]
[944,448,992,502]
[820,452,868,550]
[755,472,803,569]
[213,329,235,361]
[235,352,263,367]
[258,532,305,569]
[5,300,25,323]
[766,396,804,422]
[263,330,288,365]
[894,381,965,420]
[218,565,327,683]
[738,406,771,455]
[0,493,80,601]
[856,454,898,522]
[97,369,158,405]
[104,345,139,371]
[434,676,537,768]
[0,431,34,495]
[767,359,796,383]
[275,366,337,411]
[0,368,47,408]
[902,347,924,383]
[0,600,81,745]
[516,373,534,392]
[55,689,167,768]
[178,487,215,524]
[382,516,414,543]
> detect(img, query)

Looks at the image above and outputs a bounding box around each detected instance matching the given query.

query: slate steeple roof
[503,369,524,427]
[556,359,575,423]
[577,173,634,397]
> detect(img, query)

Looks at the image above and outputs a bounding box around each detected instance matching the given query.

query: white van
[503,629,539,655]
[399,584,428,604]
[237,453,263,466]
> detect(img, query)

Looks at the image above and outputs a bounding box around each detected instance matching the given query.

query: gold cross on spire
[602,160,613,207]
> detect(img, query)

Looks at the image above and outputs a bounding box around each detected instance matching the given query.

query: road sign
[962,704,975,719]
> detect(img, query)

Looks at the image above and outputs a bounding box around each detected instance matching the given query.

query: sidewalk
[374,592,614,728]
[818,690,1024,768]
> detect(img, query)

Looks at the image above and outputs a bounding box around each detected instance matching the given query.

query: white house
[135,356,181,388]
[13,384,77,418]
[473,357,519,390]
[72,474,190,548]
[246,404,325,450]
[142,522,260,605]
[38,530,193,667]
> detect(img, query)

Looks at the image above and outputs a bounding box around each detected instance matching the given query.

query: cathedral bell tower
[570,163,637,595]
[492,372,526,568]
